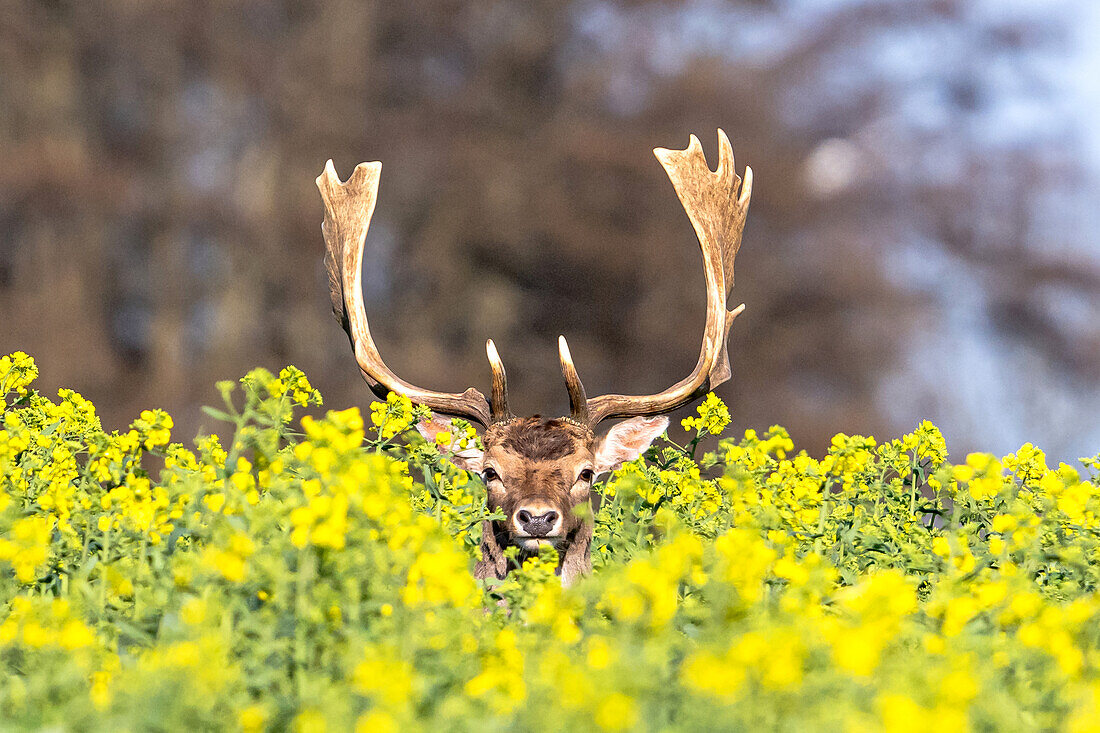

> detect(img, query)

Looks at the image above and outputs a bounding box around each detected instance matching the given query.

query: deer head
[317,130,752,586]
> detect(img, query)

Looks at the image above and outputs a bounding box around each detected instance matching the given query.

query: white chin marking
[517,538,560,552]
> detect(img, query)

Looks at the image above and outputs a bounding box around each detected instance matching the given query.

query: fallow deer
[317,130,752,586]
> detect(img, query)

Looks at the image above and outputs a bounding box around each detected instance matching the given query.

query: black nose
[517,509,559,537]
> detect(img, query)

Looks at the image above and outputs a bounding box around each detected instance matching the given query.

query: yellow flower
[58,619,96,649]
[760,630,804,689]
[595,693,638,732]
[294,709,327,733]
[202,546,248,583]
[681,649,746,701]
[22,621,50,647]
[239,705,268,733]
[1,515,51,583]
[279,365,322,407]
[356,711,398,733]
[134,408,173,449]
[203,492,226,513]
[586,637,615,670]
[90,671,112,709]
[943,596,979,636]
[878,693,927,733]
[180,598,207,625]
[831,626,882,676]
[773,556,809,586]
[369,392,415,439]
[0,351,39,395]
[683,393,730,436]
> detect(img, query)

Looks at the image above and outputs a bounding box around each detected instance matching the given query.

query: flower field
[3,350,1100,731]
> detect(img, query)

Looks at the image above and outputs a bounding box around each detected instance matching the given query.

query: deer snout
[514,505,562,538]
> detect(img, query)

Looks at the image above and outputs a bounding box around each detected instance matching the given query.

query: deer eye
[578,468,594,483]
[482,467,500,483]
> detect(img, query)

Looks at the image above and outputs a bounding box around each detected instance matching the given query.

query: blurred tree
[0,0,1096,459]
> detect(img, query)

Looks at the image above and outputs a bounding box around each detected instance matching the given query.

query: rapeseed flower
[4,357,1100,731]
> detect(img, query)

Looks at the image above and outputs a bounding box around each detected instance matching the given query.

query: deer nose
[515,507,561,537]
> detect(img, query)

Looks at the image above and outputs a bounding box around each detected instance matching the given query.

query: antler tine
[557,335,589,424]
[317,160,493,427]
[485,339,511,422]
[581,129,752,427]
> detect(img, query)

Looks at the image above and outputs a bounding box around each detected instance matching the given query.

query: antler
[318,160,511,427]
[560,129,751,427]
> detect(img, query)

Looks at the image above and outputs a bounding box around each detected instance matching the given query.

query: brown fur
[491,417,592,461]
[420,414,669,586]
[476,417,595,585]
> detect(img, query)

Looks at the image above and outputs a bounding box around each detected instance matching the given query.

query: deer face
[419,415,670,585]
[319,130,751,586]
[481,418,594,553]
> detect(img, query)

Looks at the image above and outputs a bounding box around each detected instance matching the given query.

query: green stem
[294,545,316,701]
[135,533,149,618]
[79,524,91,567]
[99,520,112,615]
[661,436,692,456]
[909,459,919,518]
[223,410,249,480]
[814,480,832,554]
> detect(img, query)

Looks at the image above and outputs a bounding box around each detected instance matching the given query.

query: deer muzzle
[513,504,563,540]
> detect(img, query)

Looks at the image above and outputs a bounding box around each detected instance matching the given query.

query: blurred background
[2,0,1098,463]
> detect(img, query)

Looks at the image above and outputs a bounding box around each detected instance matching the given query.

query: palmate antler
[318,129,750,431]
[317,160,510,428]
[558,129,752,427]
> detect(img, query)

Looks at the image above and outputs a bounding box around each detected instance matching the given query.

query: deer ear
[593,416,669,476]
[416,416,485,473]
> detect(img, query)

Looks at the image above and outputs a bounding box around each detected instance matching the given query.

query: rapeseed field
[2,351,1100,731]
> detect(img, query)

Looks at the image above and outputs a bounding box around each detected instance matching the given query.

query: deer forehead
[482,418,594,480]
[485,418,593,457]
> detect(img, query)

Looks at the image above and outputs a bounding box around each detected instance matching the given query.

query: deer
[317,130,752,587]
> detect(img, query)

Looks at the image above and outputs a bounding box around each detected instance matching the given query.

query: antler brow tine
[569,129,753,427]
[485,339,511,422]
[557,335,589,424]
[317,159,494,427]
